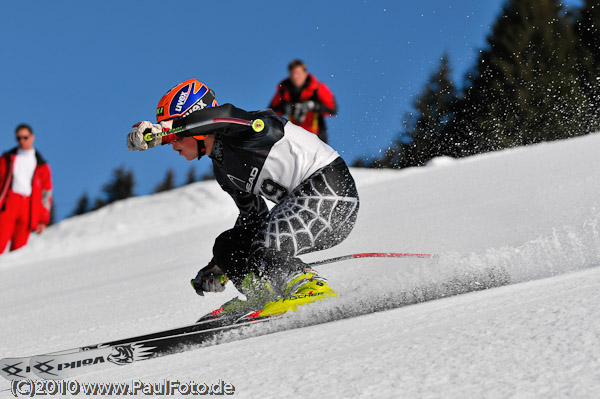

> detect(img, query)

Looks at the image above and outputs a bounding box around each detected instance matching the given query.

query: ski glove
[292,101,317,123]
[191,261,229,296]
[126,120,173,151]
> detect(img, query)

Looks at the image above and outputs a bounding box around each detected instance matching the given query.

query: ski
[28,315,278,380]
[1,250,434,381]
[0,311,244,380]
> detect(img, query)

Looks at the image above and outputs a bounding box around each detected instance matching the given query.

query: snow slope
[1,133,600,398]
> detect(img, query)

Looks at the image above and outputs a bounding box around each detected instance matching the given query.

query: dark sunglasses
[16,135,31,141]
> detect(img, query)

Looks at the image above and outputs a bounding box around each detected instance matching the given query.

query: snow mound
[426,155,456,167]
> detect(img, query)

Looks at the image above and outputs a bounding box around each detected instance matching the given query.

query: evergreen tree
[351,158,368,168]
[185,165,197,185]
[94,166,135,210]
[457,0,587,153]
[404,54,458,166]
[154,169,175,193]
[571,0,600,133]
[573,0,600,67]
[71,192,90,216]
[373,54,458,168]
[93,198,106,210]
[199,168,215,181]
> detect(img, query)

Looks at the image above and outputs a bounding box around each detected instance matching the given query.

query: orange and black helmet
[156,78,218,123]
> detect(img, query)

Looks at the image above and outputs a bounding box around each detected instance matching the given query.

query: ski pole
[308,252,437,267]
[144,118,263,142]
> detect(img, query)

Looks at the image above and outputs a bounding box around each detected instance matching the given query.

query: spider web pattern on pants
[254,170,359,257]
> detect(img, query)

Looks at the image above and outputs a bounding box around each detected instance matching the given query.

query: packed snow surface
[2,133,600,398]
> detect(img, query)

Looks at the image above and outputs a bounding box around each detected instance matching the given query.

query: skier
[126,79,359,317]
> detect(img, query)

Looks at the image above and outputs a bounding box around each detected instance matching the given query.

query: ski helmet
[156,79,218,159]
[156,78,218,125]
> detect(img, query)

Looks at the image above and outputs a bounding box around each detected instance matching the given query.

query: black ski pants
[212,157,359,289]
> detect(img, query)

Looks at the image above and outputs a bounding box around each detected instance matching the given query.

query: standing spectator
[0,124,52,253]
[269,59,337,143]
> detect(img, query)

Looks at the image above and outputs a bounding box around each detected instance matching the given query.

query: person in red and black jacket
[269,59,337,143]
[0,124,52,253]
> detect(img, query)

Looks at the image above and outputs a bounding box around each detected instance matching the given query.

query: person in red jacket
[0,124,52,253]
[269,59,337,143]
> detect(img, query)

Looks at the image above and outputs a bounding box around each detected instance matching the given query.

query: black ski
[28,315,278,379]
[0,311,244,380]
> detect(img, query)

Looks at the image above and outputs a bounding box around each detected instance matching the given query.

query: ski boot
[258,269,337,317]
[199,272,278,322]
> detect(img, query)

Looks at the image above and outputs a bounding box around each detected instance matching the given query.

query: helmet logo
[181,99,207,119]
[175,87,190,112]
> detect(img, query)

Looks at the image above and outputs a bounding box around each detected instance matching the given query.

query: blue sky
[0,0,581,221]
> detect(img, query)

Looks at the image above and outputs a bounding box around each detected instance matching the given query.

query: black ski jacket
[172,104,340,227]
